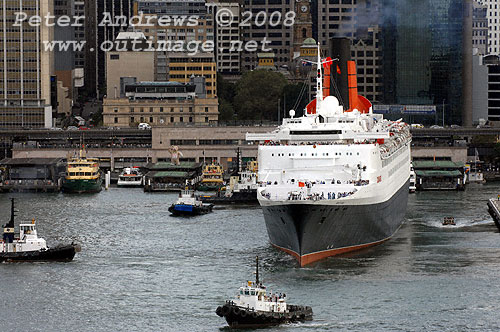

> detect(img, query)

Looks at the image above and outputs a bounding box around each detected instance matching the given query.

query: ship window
[250,291,255,295]
[240,290,243,295]
[85,172,91,176]
[244,290,250,295]
[357,152,359,155]
[272,154,274,156]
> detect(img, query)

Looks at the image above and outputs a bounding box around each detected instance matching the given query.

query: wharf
[487,198,500,229]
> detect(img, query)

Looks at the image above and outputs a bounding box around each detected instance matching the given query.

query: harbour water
[1,185,500,331]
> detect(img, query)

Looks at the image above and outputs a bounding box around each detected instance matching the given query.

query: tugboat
[0,198,81,262]
[117,167,144,187]
[199,161,259,204]
[216,257,313,328]
[168,189,214,216]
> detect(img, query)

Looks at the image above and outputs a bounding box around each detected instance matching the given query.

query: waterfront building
[412,160,465,191]
[102,81,219,127]
[143,161,203,192]
[0,0,54,128]
[0,157,65,192]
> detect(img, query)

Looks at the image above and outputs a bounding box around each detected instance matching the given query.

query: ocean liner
[246,40,411,266]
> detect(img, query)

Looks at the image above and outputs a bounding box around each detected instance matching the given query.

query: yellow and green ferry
[197,163,224,191]
[62,148,102,193]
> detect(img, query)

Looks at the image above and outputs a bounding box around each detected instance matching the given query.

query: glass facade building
[382,0,464,125]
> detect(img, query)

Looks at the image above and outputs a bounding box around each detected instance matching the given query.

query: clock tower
[293,0,313,55]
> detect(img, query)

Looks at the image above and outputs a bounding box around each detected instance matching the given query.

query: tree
[283,82,310,118]
[218,99,235,121]
[234,70,287,121]
[217,74,236,122]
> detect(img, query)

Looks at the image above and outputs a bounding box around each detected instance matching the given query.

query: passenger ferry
[246,42,411,266]
[197,163,224,191]
[62,147,102,193]
[117,167,144,187]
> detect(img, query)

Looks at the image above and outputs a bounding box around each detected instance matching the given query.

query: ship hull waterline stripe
[271,227,399,267]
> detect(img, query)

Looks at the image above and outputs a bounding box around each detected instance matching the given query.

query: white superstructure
[117,167,144,187]
[1,220,47,254]
[232,281,287,313]
[247,98,411,207]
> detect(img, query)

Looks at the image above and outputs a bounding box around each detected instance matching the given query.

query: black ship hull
[216,302,312,328]
[168,204,213,216]
[0,244,78,262]
[198,190,258,204]
[261,179,409,266]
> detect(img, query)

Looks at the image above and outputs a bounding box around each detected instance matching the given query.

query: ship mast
[3,198,16,243]
[255,256,259,285]
[315,43,323,114]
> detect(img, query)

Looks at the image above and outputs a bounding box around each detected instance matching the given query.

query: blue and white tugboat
[216,257,313,328]
[168,189,214,216]
[1,198,80,262]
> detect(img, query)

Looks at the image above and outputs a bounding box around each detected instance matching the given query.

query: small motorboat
[442,217,456,226]
[168,189,213,216]
[0,198,81,262]
[216,256,313,328]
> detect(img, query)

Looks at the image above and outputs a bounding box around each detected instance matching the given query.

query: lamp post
[442,99,445,127]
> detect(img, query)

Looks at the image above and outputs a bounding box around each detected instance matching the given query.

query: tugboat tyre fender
[240,310,248,318]
[232,307,240,315]
[221,305,231,316]
[251,312,258,318]
[216,306,223,317]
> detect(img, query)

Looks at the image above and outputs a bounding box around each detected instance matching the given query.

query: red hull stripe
[271,237,391,267]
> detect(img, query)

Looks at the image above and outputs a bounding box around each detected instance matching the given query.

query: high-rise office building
[134,0,216,81]
[473,1,488,55]
[206,0,242,78]
[475,0,500,54]
[382,0,466,125]
[241,0,294,71]
[317,0,384,103]
[85,0,133,98]
[0,0,54,128]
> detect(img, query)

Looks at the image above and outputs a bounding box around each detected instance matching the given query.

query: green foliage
[471,135,496,144]
[234,70,287,121]
[217,74,236,122]
[283,83,309,118]
[217,73,236,103]
[493,143,500,158]
[218,99,235,121]
[90,109,103,127]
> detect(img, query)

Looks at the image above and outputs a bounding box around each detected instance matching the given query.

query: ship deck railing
[260,186,358,201]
